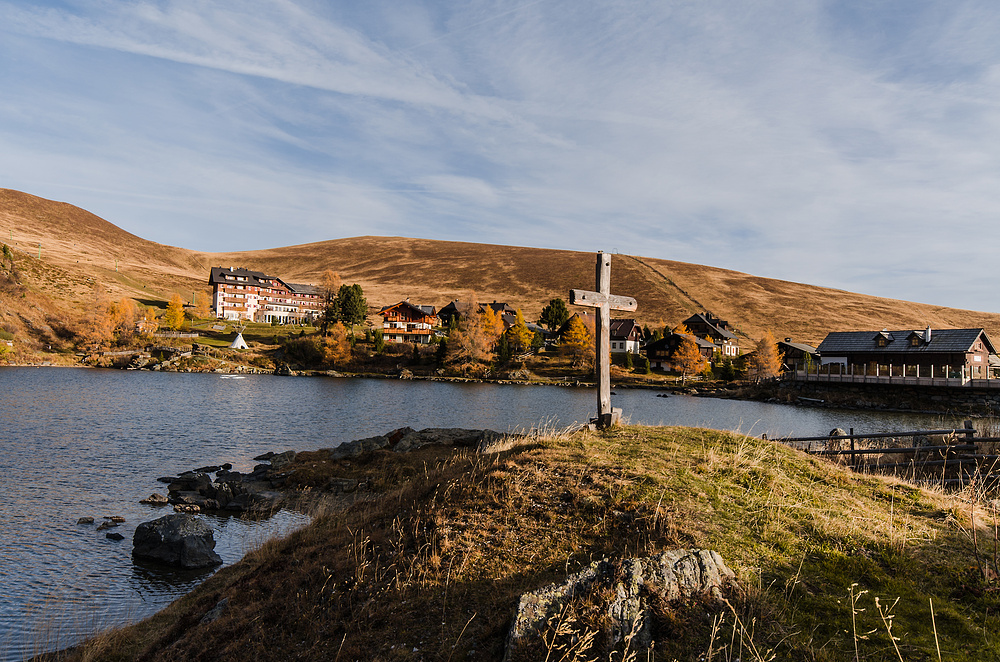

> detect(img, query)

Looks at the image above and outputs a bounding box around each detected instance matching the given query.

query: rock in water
[132,514,223,569]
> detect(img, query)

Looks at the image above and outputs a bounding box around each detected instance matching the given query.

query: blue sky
[2,1,1000,312]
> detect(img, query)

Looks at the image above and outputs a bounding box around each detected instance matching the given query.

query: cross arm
[569,289,637,312]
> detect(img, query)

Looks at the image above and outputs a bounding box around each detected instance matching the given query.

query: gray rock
[200,597,229,624]
[269,450,296,471]
[77,517,94,525]
[132,514,223,569]
[140,493,169,505]
[106,532,125,541]
[504,549,735,661]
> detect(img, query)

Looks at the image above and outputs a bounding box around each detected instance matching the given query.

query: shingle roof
[209,266,275,287]
[778,340,818,355]
[684,313,737,340]
[609,319,641,341]
[817,329,995,355]
[285,283,321,296]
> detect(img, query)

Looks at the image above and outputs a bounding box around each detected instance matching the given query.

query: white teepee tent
[229,325,249,350]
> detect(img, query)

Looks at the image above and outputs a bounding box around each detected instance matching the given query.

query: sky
[1,1,1000,312]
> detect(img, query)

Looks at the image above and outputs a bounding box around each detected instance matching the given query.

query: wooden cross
[570,252,637,428]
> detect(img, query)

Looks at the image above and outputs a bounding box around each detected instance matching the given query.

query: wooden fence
[772,421,1000,488]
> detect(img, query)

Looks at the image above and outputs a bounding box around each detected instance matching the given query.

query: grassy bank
[47,426,1000,661]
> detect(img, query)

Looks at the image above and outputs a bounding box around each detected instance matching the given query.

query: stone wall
[775,379,1000,416]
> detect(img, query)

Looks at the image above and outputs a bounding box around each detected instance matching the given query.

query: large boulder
[505,549,735,661]
[132,514,223,569]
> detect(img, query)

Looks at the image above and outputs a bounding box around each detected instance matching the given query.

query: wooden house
[643,333,716,371]
[379,300,438,344]
[777,338,819,373]
[682,312,740,357]
[815,327,997,381]
[609,319,643,354]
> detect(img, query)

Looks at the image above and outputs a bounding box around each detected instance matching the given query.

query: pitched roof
[209,266,275,287]
[683,312,737,340]
[379,300,437,317]
[286,282,322,296]
[817,328,995,355]
[777,340,819,355]
[609,319,642,340]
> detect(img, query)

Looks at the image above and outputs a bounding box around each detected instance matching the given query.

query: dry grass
[5,187,1000,355]
[44,425,1000,661]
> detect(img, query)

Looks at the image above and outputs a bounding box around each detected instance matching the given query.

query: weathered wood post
[570,252,637,429]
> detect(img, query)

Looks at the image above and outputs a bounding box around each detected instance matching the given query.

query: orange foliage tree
[163,293,186,331]
[448,301,504,370]
[672,334,707,385]
[560,315,594,368]
[505,309,533,353]
[750,330,783,382]
[323,322,352,368]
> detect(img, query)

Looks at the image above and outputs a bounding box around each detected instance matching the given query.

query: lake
[0,367,967,660]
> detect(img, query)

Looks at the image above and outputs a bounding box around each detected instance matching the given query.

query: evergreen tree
[320,270,341,336]
[624,351,634,370]
[539,298,570,331]
[436,339,448,367]
[337,284,367,333]
[373,328,385,354]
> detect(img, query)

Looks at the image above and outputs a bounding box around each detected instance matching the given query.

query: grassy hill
[3,187,1000,356]
[51,425,1000,661]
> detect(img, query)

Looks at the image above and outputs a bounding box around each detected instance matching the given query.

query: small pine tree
[642,356,651,375]
[624,351,634,370]
[373,328,385,353]
[436,339,448,367]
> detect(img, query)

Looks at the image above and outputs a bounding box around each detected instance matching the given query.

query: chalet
[777,338,819,373]
[380,300,437,344]
[813,327,997,383]
[682,312,740,357]
[609,319,643,354]
[643,333,715,371]
[209,267,323,324]
[438,300,520,330]
[437,301,472,328]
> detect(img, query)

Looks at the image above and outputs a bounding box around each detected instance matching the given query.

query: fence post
[850,427,856,470]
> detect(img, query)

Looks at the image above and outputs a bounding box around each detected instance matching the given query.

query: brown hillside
[3,187,1000,347]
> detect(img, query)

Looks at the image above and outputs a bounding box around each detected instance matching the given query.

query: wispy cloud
[1,0,1000,311]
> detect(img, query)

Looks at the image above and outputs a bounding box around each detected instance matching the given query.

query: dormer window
[910,336,920,346]
[873,330,893,347]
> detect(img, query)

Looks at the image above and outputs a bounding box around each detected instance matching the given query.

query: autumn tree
[560,315,594,368]
[81,283,115,350]
[320,270,341,335]
[539,297,569,331]
[749,330,783,383]
[323,322,352,368]
[448,304,504,370]
[193,290,212,318]
[672,334,707,385]
[163,293,186,331]
[505,309,533,354]
[108,297,136,345]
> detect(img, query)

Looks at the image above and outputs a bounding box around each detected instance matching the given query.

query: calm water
[0,367,965,660]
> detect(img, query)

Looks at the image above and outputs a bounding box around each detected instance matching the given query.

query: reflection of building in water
[209,267,322,323]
